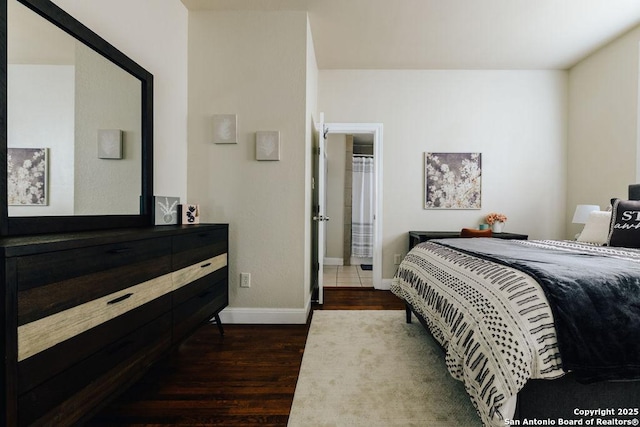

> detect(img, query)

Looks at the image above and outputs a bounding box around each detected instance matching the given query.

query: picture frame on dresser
[154,196,180,225]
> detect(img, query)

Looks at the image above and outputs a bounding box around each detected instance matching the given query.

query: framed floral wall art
[424,152,481,209]
[8,147,49,206]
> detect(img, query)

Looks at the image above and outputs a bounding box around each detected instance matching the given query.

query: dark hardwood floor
[86,288,404,426]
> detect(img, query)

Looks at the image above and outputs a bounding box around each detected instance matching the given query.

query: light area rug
[288,310,482,427]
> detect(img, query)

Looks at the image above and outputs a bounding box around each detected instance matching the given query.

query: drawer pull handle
[108,247,132,254]
[108,340,134,355]
[201,262,212,268]
[107,293,133,305]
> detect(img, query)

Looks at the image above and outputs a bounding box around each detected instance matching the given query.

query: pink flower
[486,212,507,225]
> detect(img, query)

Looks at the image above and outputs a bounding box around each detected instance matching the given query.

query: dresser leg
[213,313,224,335]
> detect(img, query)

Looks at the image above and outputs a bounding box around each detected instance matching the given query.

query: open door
[311,115,328,304]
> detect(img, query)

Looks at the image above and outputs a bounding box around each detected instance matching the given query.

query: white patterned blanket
[391,239,567,427]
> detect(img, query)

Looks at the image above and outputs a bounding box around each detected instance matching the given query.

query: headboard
[629,184,640,200]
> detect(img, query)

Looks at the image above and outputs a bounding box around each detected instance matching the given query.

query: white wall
[74,43,140,214]
[319,70,568,280]
[186,9,311,320]
[53,0,190,200]
[567,24,640,238]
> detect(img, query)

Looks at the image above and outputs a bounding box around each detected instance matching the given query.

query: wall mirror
[1,0,153,236]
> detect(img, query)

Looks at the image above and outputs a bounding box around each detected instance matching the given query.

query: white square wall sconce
[212,114,237,144]
[256,131,280,161]
[97,129,123,159]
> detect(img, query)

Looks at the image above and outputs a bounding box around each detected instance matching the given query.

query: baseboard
[324,257,376,267]
[218,300,311,324]
[217,282,394,323]
[350,257,373,265]
[378,278,393,290]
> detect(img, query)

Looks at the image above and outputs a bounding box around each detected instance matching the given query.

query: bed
[391,188,640,427]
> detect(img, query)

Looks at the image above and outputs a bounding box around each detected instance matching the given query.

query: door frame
[324,122,383,289]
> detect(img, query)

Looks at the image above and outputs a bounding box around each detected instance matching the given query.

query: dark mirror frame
[0,0,153,236]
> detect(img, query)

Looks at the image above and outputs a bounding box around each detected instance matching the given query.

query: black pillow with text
[608,198,640,248]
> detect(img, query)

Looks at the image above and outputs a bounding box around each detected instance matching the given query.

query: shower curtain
[352,156,374,258]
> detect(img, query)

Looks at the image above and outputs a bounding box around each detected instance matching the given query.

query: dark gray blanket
[432,238,640,383]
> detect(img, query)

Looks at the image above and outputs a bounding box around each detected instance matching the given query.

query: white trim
[218,299,312,324]
[380,278,393,290]
[323,257,343,266]
[350,257,372,265]
[324,122,384,290]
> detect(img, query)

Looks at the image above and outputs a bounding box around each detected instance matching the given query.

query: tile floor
[322,265,373,287]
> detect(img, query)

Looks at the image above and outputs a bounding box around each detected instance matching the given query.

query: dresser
[408,230,528,250]
[1,224,228,427]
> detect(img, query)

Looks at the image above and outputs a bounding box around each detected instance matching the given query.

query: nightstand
[408,230,528,251]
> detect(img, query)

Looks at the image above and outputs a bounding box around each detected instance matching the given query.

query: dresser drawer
[18,273,173,362]
[16,237,171,290]
[172,267,227,307]
[172,227,227,270]
[171,253,227,292]
[17,239,172,325]
[18,312,172,427]
[17,293,172,395]
[173,279,227,343]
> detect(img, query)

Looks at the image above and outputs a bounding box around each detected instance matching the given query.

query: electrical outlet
[394,254,402,265]
[240,272,251,288]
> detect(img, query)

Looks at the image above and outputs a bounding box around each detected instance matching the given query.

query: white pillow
[577,210,612,245]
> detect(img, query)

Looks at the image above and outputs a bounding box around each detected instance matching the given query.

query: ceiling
[182,0,640,70]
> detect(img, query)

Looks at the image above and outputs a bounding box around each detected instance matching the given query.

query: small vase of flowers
[486,212,507,233]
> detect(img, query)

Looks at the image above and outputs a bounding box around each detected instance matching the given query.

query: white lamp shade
[572,204,600,224]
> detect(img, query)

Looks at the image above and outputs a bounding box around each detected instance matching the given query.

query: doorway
[323,133,373,287]
[312,122,383,303]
